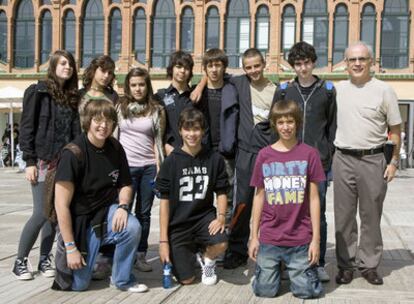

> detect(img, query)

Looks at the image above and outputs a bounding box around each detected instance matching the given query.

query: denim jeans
[252,243,323,299]
[318,170,329,266]
[72,204,141,291]
[130,164,156,253]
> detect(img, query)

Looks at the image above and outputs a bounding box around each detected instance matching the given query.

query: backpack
[43,143,83,223]
[279,80,334,102]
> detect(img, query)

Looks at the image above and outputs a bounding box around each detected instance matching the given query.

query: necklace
[90,85,104,92]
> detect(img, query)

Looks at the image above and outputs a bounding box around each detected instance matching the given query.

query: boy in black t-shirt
[156,108,228,286]
[53,99,148,293]
[196,48,236,219]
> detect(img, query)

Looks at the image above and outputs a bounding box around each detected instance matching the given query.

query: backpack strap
[64,143,83,162]
[279,82,289,100]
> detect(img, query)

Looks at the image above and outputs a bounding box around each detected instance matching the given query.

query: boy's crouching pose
[248,100,324,298]
[157,108,228,285]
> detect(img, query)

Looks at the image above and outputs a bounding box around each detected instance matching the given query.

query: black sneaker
[223,252,247,269]
[12,257,33,280]
[38,255,55,277]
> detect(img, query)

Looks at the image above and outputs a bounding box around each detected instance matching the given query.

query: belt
[337,147,384,157]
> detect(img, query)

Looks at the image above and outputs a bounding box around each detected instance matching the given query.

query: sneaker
[197,253,217,286]
[110,281,149,293]
[92,255,112,280]
[38,255,55,277]
[12,257,33,280]
[223,251,247,269]
[317,266,330,282]
[135,252,153,272]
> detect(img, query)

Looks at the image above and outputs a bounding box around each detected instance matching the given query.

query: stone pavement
[0,167,414,304]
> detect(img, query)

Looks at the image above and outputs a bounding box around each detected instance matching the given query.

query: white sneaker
[317,266,330,282]
[110,281,149,293]
[135,252,153,272]
[196,253,217,286]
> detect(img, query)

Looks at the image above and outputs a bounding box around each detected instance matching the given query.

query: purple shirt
[250,143,325,247]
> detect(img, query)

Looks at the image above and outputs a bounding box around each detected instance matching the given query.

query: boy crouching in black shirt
[156,108,228,286]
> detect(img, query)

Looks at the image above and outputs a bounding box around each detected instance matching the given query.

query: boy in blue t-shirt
[249,100,325,298]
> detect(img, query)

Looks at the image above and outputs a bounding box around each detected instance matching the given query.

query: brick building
[0,0,413,166]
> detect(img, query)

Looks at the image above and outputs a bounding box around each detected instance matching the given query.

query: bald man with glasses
[333,41,402,286]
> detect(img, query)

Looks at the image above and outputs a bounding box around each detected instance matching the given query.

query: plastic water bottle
[162,262,173,289]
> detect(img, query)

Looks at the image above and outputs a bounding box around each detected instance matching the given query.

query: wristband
[218,213,226,217]
[159,240,169,243]
[66,247,78,254]
[64,241,76,247]
[117,204,129,212]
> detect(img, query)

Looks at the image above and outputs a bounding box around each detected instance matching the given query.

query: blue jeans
[130,164,156,253]
[72,204,141,291]
[318,171,329,266]
[253,244,323,299]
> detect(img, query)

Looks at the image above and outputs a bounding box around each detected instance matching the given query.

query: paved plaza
[0,167,414,304]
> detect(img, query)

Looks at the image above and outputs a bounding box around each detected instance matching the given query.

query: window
[381,0,409,68]
[68,0,76,4]
[255,5,269,57]
[302,0,328,67]
[82,0,104,67]
[281,5,296,60]
[14,0,35,68]
[0,11,6,63]
[63,10,76,55]
[181,7,194,53]
[205,6,219,50]
[225,0,250,68]
[152,0,176,68]
[0,1,7,5]
[40,0,51,5]
[360,4,376,58]
[109,9,122,61]
[40,10,52,64]
[133,8,146,63]
[333,4,348,65]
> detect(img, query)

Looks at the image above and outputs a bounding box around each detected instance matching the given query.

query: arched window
[205,6,219,50]
[82,0,104,67]
[69,0,76,4]
[225,0,250,67]
[381,0,409,68]
[63,10,76,56]
[14,0,35,68]
[133,8,146,63]
[333,4,348,65]
[255,5,269,56]
[152,0,176,68]
[40,10,52,64]
[109,9,122,61]
[360,4,376,58]
[281,5,296,60]
[0,11,6,63]
[181,7,194,53]
[111,0,121,3]
[0,1,7,5]
[302,0,328,67]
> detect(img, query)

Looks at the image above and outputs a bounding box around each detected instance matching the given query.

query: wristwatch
[390,158,399,168]
[117,204,129,212]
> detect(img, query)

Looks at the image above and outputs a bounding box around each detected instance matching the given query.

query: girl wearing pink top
[115,68,165,271]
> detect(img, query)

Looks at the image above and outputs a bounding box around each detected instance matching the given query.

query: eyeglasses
[346,57,370,64]
[92,117,114,126]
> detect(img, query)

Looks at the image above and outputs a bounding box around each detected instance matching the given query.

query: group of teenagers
[11,39,402,299]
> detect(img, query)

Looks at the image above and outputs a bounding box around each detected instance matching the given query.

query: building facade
[0,0,413,167]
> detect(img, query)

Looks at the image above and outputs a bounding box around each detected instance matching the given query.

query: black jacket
[272,77,337,170]
[20,81,81,166]
[228,75,276,154]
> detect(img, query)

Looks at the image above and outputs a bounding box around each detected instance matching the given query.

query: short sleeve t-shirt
[334,77,402,149]
[55,133,132,213]
[250,143,325,246]
[250,81,276,125]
